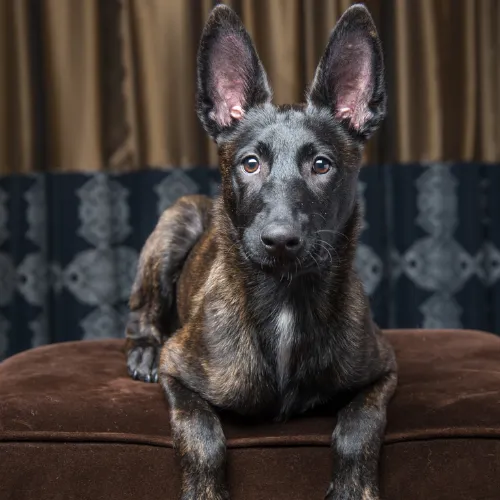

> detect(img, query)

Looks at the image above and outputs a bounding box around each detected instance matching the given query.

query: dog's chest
[260,302,339,411]
[203,294,340,416]
[273,305,298,390]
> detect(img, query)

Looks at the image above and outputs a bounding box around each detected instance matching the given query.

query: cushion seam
[1,432,500,449]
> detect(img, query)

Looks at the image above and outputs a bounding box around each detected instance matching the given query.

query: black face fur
[197,3,386,275]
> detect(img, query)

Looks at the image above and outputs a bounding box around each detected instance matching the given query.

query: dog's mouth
[240,243,332,277]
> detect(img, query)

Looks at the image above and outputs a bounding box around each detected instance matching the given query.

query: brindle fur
[126,4,397,499]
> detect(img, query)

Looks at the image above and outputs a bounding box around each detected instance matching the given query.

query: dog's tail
[126,195,213,348]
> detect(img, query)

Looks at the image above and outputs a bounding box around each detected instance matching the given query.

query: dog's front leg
[162,375,229,500]
[325,371,397,500]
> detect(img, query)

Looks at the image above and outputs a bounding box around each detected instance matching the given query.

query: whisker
[315,241,333,264]
[307,249,321,269]
[316,229,349,242]
[312,212,327,222]
[317,237,339,260]
[317,239,335,250]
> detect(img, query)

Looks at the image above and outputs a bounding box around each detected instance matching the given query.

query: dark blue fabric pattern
[0,163,499,360]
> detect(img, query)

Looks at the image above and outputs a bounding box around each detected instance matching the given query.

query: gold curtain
[387,0,500,163]
[1,0,499,174]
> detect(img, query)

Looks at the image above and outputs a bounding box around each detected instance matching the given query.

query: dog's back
[125,194,212,382]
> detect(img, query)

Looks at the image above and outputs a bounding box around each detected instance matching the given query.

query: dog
[125,4,397,499]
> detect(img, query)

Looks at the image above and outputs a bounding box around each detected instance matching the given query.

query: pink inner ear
[333,40,374,130]
[209,34,251,127]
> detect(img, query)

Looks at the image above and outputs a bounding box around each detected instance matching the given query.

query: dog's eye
[312,157,332,175]
[242,156,260,174]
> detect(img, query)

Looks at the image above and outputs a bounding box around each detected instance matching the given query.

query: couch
[1,329,499,499]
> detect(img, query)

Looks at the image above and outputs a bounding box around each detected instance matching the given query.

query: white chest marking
[275,306,295,390]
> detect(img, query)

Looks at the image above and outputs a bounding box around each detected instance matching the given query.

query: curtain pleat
[1,0,499,173]
[387,0,500,163]
[42,0,102,171]
[477,0,499,162]
[0,0,34,174]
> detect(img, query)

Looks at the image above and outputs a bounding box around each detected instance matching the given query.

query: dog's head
[197,4,386,275]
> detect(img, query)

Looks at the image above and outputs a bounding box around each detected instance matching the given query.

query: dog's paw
[127,344,159,383]
[325,484,379,500]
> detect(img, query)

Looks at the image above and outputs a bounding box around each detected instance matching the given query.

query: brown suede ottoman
[0,329,499,500]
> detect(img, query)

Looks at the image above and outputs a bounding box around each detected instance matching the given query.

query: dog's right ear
[196,5,272,142]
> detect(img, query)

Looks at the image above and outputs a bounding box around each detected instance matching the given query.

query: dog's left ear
[307,4,386,141]
[196,5,272,142]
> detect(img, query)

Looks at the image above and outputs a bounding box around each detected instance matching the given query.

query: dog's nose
[261,225,303,257]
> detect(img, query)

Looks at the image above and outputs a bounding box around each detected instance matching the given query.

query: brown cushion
[0,330,499,500]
